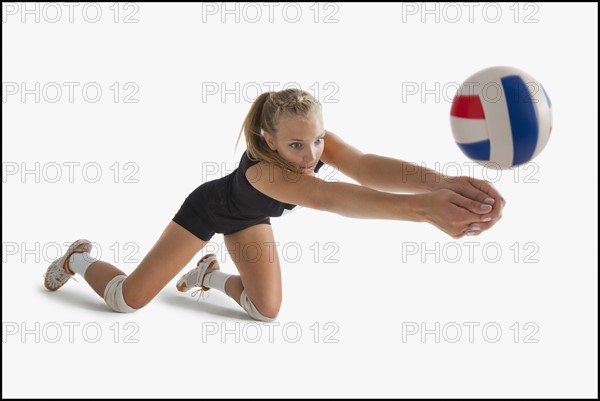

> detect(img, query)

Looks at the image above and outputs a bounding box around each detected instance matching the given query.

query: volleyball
[450,66,552,169]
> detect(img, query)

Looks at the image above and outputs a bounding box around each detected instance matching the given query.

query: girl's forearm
[317,180,425,222]
[357,153,442,193]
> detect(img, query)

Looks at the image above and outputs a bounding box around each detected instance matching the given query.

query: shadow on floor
[159,291,253,321]
[38,286,113,313]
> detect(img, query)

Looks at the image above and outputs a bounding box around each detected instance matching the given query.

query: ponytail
[235,92,271,154]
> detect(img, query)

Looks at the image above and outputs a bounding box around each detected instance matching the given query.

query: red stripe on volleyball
[450,95,486,119]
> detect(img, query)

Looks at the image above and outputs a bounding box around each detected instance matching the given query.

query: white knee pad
[240,290,276,322]
[103,275,136,313]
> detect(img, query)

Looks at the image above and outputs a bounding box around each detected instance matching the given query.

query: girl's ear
[262,131,277,151]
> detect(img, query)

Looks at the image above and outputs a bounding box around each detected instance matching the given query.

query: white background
[2,2,597,398]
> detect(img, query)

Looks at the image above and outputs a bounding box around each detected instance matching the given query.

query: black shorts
[172,180,271,241]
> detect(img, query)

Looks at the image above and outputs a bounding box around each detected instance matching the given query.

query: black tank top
[223,150,325,219]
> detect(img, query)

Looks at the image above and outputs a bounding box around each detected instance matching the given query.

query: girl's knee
[256,301,280,320]
[240,290,281,321]
[122,294,149,310]
[119,275,163,310]
[122,287,155,310]
[104,275,136,312]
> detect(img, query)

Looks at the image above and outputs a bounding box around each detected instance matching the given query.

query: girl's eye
[290,138,323,149]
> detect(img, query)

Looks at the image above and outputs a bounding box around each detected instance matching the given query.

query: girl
[44,89,505,322]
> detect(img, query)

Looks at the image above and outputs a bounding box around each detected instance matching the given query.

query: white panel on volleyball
[478,73,514,169]
[450,116,488,144]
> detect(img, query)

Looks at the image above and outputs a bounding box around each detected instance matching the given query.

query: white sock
[68,252,99,278]
[203,270,233,293]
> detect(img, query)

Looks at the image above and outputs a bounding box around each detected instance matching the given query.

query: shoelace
[190,287,209,301]
[185,266,208,301]
[187,257,219,301]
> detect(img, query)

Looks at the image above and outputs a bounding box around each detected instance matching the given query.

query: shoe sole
[44,239,92,291]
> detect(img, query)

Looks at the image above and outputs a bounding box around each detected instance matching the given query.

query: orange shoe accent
[44,239,92,291]
[63,241,92,275]
[176,254,220,294]
[199,260,220,291]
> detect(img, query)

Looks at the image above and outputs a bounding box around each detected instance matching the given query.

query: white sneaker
[44,239,92,291]
[176,254,220,293]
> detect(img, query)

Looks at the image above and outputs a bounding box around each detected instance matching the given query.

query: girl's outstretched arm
[355,153,442,193]
[320,130,441,194]
[319,130,505,234]
[247,162,492,238]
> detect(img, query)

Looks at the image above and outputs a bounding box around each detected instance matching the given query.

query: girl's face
[263,110,325,174]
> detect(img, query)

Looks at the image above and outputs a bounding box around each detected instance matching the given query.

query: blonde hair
[235,88,322,174]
